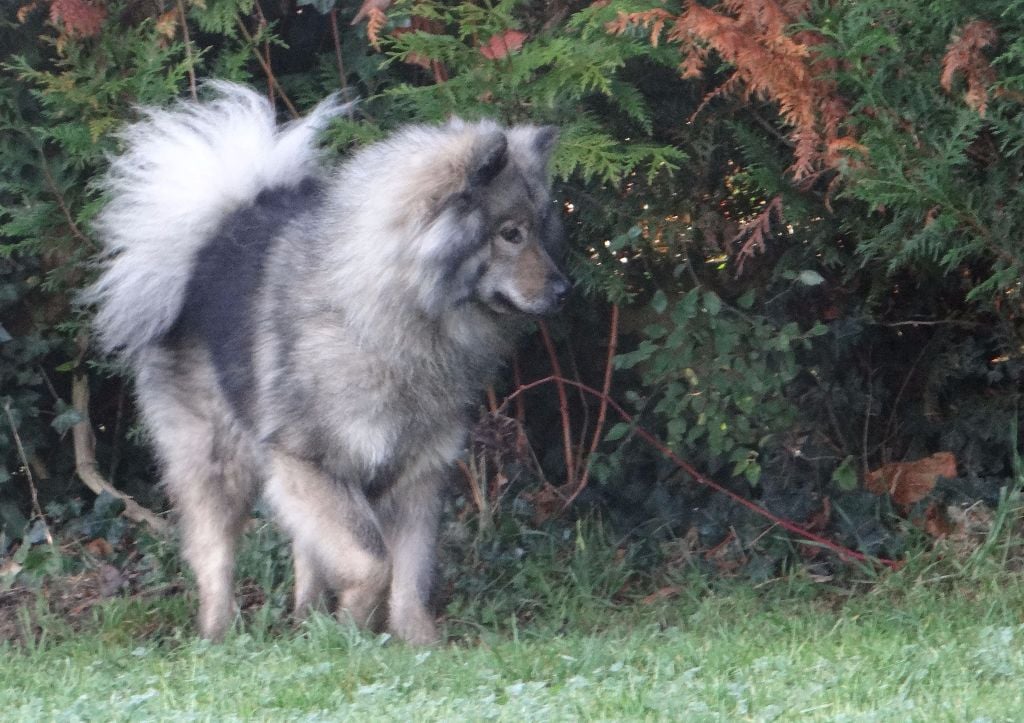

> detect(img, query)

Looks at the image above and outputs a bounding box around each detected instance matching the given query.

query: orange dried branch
[366,7,388,50]
[733,195,782,274]
[613,0,854,183]
[941,20,998,116]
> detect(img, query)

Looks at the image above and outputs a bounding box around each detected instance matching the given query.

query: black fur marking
[168,178,324,420]
[438,211,488,283]
[450,258,489,306]
[363,463,397,502]
[468,132,508,187]
[541,203,567,264]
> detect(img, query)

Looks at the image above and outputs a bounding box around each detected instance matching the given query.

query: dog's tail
[87,82,348,359]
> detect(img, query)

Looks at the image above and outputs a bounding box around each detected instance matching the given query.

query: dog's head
[430,122,570,317]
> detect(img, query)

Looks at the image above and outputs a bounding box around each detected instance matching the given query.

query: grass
[4,521,1024,720]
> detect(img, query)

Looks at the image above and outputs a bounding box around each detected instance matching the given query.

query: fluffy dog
[88,83,568,643]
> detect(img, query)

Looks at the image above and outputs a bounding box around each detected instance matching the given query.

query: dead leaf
[920,501,955,538]
[804,496,831,532]
[154,9,178,39]
[17,0,41,23]
[522,483,563,524]
[704,530,745,574]
[98,564,126,597]
[351,0,391,25]
[642,586,681,604]
[391,17,447,75]
[479,30,528,60]
[85,537,113,557]
[947,502,994,541]
[865,452,956,506]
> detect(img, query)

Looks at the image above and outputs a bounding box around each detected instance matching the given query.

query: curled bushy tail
[87,82,348,358]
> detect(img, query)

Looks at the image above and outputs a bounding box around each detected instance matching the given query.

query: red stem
[564,304,619,506]
[538,322,577,489]
[500,375,900,570]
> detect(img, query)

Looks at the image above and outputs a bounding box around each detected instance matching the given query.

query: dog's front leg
[265,452,391,631]
[380,471,444,645]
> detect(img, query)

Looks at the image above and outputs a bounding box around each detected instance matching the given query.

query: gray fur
[90,83,568,643]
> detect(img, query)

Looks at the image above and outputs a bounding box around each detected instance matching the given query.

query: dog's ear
[468,131,508,187]
[532,126,559,163]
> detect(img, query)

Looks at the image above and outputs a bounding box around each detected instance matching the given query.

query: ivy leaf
[651,289,668,314]
[50,400,83,435]
[798,270,826,286]
[703,290,722,316]
[831,455,858,491]
[604,422,631,442]
[297,0,338,14]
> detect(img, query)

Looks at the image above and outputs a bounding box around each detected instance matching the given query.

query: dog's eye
[500,227,522,243]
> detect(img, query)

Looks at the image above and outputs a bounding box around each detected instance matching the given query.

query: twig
[71,371,169,535]
[876,319,980,329]
[457,459,485,517]
[3,400,52,544]
[71,337,169,535]
[538,321,575,488]
[881,343,929,455]
[511,357,526,426]
[564,304,619,506]
[235,16,299,119]
[107,382,126,483]
[499,375,900,570]
[37,149,94,249]
[862,366,874,475]
[565,346,591,466]
[329,8,348,90]
[177,0,198,101]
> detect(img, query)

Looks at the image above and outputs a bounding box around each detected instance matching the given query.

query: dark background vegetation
[4,0,1024,607]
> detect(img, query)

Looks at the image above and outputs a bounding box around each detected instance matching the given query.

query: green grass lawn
[4,553,1024,721]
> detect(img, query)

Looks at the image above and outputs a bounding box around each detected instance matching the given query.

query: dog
[87,83,569,644]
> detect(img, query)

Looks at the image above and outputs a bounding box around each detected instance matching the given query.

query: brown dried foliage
[732,195,782,273]
[48,0,106,38]
[941,20,998,116]
[865,452,957,507]
[608,0,865,182]
[365,7,388,50]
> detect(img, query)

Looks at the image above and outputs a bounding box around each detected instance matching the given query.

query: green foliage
[5,0,1024,573]
[615,283,827,484]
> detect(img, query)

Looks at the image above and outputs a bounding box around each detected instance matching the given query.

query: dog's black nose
[550,274,571,306]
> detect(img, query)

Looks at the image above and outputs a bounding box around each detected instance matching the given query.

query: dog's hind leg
[379,472,444,645]
[175,468,252,641]
[265,453,391,631]
[141,398,256,640]
[292,540,328,619]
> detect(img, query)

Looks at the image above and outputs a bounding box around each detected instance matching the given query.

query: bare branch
[71,337,169,535]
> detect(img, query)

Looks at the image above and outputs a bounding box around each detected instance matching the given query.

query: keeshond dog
[88,83,569,644]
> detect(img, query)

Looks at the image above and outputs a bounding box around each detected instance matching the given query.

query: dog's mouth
[484,290,566,317]
[484,291,521,315]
